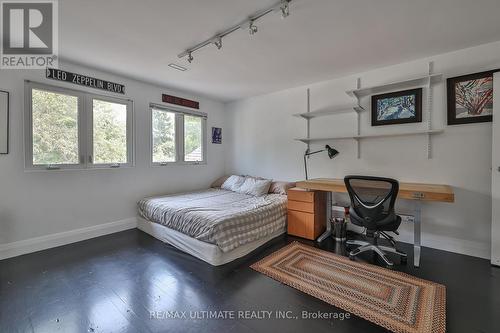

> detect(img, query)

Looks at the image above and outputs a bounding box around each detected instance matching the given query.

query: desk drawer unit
[287,187,326,240]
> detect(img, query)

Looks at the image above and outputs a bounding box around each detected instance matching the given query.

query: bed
[137,187,288,265]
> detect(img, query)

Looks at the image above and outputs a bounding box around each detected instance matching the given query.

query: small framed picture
[212,127,222,144]
[0,90,9,154]
[447,70,498,125]
[371,88,422,126]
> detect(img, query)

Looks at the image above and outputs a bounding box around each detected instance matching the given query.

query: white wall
[225,41,500,259]
[0,61,225,255]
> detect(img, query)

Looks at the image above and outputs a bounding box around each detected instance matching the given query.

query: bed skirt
[137,217,286,266]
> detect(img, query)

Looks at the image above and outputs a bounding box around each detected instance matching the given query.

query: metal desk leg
[414,201,422,267]
[317,192,332,242]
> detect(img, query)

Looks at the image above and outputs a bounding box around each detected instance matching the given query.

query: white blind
[149,103,207,119]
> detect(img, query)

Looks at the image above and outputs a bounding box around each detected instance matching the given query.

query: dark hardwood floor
[1,229,499,333]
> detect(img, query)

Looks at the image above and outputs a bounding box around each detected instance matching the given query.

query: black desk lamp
[304,145,339,180]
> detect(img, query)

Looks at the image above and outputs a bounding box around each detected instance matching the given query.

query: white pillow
[237,177,272,196]
[221,175,246,192]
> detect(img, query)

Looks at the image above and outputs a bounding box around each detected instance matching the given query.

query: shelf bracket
[356,77,362,159]
[306,88,311,153]
[426,61,434,159]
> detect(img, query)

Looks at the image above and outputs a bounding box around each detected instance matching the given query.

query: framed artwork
[447,69,498,125]
[0,90,8,154]
[212,127,222,144]
[371,88,422,126]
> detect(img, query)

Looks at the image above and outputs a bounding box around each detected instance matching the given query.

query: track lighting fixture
[280,0,290,18]
[248,21,258,35]
[177,0,293,62]
[214,37,223,50]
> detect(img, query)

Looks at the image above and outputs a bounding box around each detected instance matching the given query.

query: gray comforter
[138,188,287,252]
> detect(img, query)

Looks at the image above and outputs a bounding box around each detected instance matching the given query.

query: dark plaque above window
[162,94,199,109]
[46,68,125,94]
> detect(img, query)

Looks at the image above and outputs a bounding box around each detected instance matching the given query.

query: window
[184,115,203,162]
[150,104,206,165]
[91,98,131,166]
[31,88,81,167]
[152,109,176,163]
[25,82,134,170]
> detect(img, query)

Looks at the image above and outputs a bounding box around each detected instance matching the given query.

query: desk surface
[296,178,454,203]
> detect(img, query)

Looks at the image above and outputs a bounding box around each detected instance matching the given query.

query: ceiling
[60,0,500,102]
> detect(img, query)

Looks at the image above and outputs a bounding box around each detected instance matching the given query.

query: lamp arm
[304,153,308,180]
[305,149,325,156]
[304,149,324,180]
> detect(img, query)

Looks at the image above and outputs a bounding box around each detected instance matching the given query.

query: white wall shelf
[346,74,443,99]
[297,62,443,159]
[296,135,356,144]
[295,129,444,144]
[294,105,365,119]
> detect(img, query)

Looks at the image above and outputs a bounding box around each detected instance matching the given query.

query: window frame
[150,107,180,165]
[149,103,207,167]
[24,81,135,171]
[25,82,86,170]
[87,94,134,169]
[182,113,206,164]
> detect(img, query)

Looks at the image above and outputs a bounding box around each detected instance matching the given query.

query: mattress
[138,217,285,266]
[138,188,287,252]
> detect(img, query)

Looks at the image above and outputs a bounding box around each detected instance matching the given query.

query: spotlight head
[187,52,194,63]
[214,37,222,50]
[249,21,258,35]
[280,0,290,18]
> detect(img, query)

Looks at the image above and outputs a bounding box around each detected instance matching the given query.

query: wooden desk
[296,178,455,267]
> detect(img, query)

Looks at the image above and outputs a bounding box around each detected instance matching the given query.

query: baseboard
[0,217,138,260]
[1,217,490,261]
[346,223,490,259]
[396,229,490,260]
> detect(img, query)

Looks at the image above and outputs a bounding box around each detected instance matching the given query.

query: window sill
[151,161,207,168]
[24,165,136,173]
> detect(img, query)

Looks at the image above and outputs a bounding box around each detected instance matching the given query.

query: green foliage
[184,115,202,160]
[93,100,127,164]
[32,91,202,166]
[32,90,128,165]
[152,110,175,162]
[32,89,79,165]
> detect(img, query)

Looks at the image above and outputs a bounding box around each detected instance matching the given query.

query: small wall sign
[46,68,125,94]
[162,94,199,109]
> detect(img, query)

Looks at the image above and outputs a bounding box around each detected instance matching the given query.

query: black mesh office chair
[344,175,407,267]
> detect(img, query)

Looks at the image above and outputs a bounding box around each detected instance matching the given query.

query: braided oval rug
[251,242,446,333]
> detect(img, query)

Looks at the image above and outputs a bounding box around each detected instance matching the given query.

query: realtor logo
[1,0,58,69]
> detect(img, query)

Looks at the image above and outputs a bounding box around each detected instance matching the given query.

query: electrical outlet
[332,205,346,213]
[331,205,346,219]
[400,214,415,224]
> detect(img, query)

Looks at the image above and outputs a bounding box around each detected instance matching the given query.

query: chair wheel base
[349,254,355,261]
[401,256,407,264]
